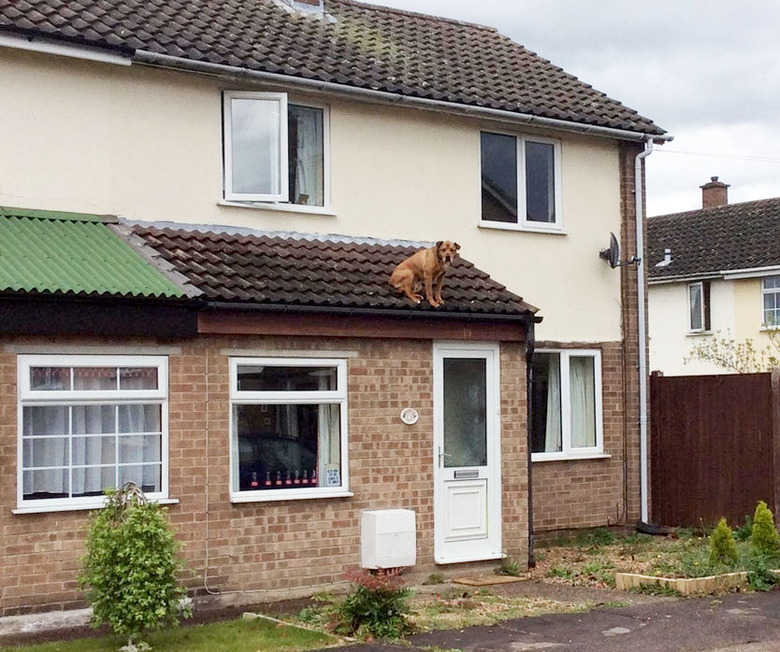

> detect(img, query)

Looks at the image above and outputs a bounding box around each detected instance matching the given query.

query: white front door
[433,342,502,564]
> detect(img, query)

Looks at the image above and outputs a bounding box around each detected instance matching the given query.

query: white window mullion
[559,352,572,456]
[516,136,527,227]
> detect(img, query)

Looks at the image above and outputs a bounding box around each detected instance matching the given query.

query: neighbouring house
[648,178,780,375]
[0,0,667,616]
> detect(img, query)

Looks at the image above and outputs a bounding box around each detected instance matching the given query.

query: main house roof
[128,221,539,319]
[0,0,664,138]
[0,207,188,299]
[647,197,780,282]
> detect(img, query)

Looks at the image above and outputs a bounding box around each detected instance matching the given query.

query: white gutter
[635,138,653,524]
[0,33,131,66]
[649,265,780,285]
[133,50,672,144]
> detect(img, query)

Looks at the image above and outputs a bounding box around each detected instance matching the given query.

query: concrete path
[312,589,780,652]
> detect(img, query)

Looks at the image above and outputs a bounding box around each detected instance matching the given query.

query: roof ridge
[0,205,116,224]
[123,219,434,249]
[339,0,498,33]
[650,195,780,220]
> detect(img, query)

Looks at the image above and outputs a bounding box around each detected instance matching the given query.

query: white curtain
[293,106,323,206]
[544,355,562,452]
[22,406,69,497]
[570,357,596,448]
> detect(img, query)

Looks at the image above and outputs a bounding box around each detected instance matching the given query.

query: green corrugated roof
[0,207,186,298]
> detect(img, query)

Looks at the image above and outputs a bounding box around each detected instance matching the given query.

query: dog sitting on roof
[389,240,461,307]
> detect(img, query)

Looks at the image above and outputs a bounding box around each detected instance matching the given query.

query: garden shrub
[750,501,780,559]
[337,568,412,639]
[708,518,738,567]
[746,553,780,591]
[734,515,753,541]
[79,483,190,650]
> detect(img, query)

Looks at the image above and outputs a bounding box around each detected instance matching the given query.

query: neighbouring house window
[531,350,603,459]
[688,281,711,332]
[762,276,780,327]
[229,358,348,500]
[18,355,168,511]
[480,131,562,230]
[223,91,326,206]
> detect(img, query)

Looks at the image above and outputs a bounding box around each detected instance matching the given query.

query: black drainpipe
[525,319,536,567]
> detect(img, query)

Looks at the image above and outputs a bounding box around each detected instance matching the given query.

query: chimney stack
[700,176,729,209]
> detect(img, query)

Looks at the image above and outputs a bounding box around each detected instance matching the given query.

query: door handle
[438,446,452,467]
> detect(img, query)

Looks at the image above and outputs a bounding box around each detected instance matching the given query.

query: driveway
[313,589,780,652]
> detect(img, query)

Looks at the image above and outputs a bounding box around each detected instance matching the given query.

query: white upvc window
[223,91,328,207]
[531,349,604,461]
[229,357,350,502]
[480,131,563,232]
[762,276,780,328]
[688,281,711,332]
[17,355,168,511]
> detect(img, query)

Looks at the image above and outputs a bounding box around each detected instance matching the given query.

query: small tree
[708,518,738,567]
[79,483,190,650]
[751,500,780,559]
[686,329,780,373]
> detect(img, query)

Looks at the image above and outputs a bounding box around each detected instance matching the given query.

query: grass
[6,616,339,652]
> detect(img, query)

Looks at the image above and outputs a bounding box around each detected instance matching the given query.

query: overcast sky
[368,0,780,216]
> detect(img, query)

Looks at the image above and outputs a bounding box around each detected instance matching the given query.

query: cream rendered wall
[1,49,624,342]
[648,280,735,375]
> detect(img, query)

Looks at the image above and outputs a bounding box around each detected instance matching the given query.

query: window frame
[762,276,780,328]
[479,130,563,233]
[688,281,711,333]
[16,354,169,512]
[531,349,605,462]
[228,357,350,503]
[222,91,330,209]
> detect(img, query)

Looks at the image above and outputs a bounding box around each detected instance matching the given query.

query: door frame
[432,341,502,564]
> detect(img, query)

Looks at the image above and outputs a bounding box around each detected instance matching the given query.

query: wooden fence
[650,370,780,528]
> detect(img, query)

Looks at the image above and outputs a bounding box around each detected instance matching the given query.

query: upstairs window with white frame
[480,131,562,231]
[17,355,168,511]
[229,358,349,501]
[223,91,327,207]
[531,350,603,460]
[688,281,711,332]
[762,276,780,328]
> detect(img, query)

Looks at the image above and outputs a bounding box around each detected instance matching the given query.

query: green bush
[708,518,738,567]
[751,501,780,559]
[78,483,190,649]
[337,568,412,639]
[747,553,780,591]
[734,515,753,541]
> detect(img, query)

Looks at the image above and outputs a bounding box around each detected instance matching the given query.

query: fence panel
[650,372,775,528]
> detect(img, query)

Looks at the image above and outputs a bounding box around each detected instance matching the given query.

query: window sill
[478,221,566,235]
[219,200,336,217]
[12,497,179,515]
[230,489,353,503]
[686,330,713,337]
[532,452,611,463]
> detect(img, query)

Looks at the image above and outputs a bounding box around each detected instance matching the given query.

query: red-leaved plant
[337,567,413,639]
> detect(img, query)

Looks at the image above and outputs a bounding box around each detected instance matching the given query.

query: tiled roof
[0,207,189,299]
[129,222,539,319]
[0,0,664,137]
[647,197,780,281]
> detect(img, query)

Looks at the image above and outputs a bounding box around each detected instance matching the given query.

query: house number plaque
[400,408,419,425]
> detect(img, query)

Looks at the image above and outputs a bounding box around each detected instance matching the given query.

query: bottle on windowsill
[301,470,309,485]
[294,470,301,485]
[264,471,272,488]
[311,469,318,487]
[275,470,282,487]
[250,471,259,489]
[285,470,292,486]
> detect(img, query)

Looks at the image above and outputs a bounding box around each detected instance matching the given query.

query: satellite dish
[599,232,621,269]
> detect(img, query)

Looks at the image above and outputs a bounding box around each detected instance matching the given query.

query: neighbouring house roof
[0,0,664,138]
[129,222,539,320]
[0,207,191,299]
[647,197,780,282]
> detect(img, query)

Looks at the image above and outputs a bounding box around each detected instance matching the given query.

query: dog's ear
[454,242,461,250]
[435,240,443,249]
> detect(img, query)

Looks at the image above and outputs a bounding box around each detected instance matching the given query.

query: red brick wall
[0,334,528,616]
[531,341,628,531]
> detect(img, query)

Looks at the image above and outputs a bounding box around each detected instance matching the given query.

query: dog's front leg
[424,274,438,307]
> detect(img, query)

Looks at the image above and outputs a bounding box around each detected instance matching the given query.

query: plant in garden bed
[78,482,191,651]
[336,567,413,639]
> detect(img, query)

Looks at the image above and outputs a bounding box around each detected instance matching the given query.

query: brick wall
[0,333,528,616]
[531,341,628,531]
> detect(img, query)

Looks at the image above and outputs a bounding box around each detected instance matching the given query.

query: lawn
[4,616,339,652]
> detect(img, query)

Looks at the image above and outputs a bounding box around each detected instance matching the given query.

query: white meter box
[360,509,417,569]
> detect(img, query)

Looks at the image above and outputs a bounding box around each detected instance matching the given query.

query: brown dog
[389,240,461,307]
